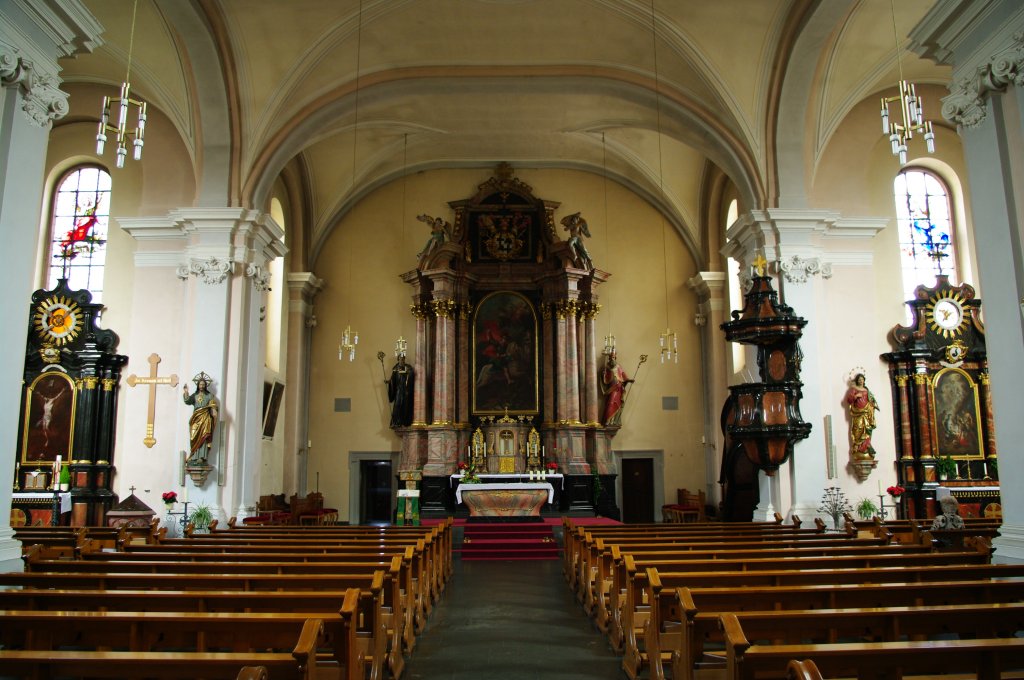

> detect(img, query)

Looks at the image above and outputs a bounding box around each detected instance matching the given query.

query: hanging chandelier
[95,0,147,168]
[338,0,364,363]
[879,0,935,165]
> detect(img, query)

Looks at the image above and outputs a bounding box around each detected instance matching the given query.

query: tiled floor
[404,558,624,679]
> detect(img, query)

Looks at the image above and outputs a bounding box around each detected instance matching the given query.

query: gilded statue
[183,372,218,465]
[844,373,878,459]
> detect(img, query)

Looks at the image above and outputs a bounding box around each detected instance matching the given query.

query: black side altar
[14,278,127,525]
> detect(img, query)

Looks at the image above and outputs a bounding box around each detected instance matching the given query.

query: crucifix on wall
[126,353,179,448]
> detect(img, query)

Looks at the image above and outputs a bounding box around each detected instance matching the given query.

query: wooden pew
[670,578,1024,680]
[626,561,1024,680]
[0,616,324,680]
[0,570,391,680]
[720,611,1024,680]
[0,608,362,680]
[588,539,930,636]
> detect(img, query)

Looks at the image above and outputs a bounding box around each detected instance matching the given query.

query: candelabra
[338,325,358,361]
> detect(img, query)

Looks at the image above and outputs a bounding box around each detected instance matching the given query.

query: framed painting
[262,381,285,439]
[472,291,538,414]
[931,367,984,459]
[20,371,76,464]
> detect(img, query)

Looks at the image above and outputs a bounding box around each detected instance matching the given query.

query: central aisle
[404,557,624,679]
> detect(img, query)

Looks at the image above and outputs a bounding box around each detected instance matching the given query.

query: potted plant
[936,455,957,481]
[58,465,71,492]
[161,491,178,510]
[886,485,905,501]
[856,497,880,521]
[189,504,214,533]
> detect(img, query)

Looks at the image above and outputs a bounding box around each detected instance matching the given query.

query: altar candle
[55,455,61,479]
[878,479,881,495]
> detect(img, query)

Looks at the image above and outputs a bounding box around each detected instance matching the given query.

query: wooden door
[359,460,393,524]
[621,458,654,524]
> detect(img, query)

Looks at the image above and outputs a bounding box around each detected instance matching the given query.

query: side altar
[387,164,621,520]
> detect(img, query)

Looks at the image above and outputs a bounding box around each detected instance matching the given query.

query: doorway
[359,459,393,524]
[621,457,655,523]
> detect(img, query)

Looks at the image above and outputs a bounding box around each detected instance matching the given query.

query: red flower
[457,462,468,471]
[546,462,559,471]
[886,485,905,497]
[162,491,178,503]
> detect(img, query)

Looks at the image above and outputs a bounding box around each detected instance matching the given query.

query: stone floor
[403,557,624,679]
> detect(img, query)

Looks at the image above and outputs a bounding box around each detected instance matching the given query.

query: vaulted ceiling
[58,0,946,265]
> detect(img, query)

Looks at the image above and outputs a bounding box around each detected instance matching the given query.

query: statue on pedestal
[183,372,217,466]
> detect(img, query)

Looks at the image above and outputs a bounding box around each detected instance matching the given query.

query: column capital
[287,272,325,300]
[1,1,103,127]
[686,271,728,300]
[910,1,1024,129]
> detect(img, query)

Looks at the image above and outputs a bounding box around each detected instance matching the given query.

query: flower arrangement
[457,462,468,471]
[162,491,178,506]
[459,461,481,484]
[546,462,559,472]
[886,485,905,497]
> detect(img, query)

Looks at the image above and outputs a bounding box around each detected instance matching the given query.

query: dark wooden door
[359,460,393,524]
[621,458,654,524]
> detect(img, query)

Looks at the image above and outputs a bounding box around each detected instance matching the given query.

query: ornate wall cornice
[177,257,234,285]
[0,40,69,127]
[942,31,1024,128]
[778,255,833,284]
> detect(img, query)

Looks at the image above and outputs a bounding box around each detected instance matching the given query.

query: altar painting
[931,368,983,459]
[21,371,76,463]
[473,291,538,414]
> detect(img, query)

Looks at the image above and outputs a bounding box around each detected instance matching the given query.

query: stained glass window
[893,169,955,302]
[47,166,111,302]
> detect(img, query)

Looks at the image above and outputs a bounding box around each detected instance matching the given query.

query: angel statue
[416,214,451,260]
[560,211,593,270]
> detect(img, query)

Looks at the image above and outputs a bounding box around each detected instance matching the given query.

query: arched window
[893,169,956,302]
[47,166,111,302]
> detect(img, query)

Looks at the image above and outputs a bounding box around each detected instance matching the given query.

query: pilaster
[285,273,324,497]
[687,271,728,505]
[912,0,1024,560]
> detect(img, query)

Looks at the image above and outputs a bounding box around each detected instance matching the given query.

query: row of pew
[7,518,453,680]
[562,514,1017,680]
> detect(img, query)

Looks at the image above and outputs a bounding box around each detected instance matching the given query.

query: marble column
[411,303,430,427]
[582,303,600,427]
[0,3,100,572]
[564,300,581,424]
[284,273,324,496]
[541,303,555,423]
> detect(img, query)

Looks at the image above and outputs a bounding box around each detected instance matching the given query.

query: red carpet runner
[457,522,560,561]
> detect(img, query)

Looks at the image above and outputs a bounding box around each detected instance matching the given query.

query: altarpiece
[13,278,126,525]
[395,164,620,519]
[882,275,1000,519]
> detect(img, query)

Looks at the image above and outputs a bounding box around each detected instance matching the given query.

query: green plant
[189,504,214,529]
[856,497,880,520]
[58,465,70,486]
[936,455,957,479]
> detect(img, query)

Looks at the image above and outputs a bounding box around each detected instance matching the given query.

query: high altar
[394,164,621,519]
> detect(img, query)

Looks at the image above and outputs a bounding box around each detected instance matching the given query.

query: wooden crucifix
[126,353,179,448]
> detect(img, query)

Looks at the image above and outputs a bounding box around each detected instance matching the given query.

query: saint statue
[387,354,415,429]
[601,352,634,426]
[844,373,878,459]
[183,372,218,465]
[560,212,593,270]
[416,214,451,261]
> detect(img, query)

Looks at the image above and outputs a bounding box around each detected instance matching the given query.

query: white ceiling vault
[57,0,947,268]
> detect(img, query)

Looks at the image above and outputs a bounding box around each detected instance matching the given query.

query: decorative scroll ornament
[245,264,272,292]
[779,255,832,284]
[739,270,754,294]
[942,32,1024,129]
[0,42,70,128]
[176,257,234,285]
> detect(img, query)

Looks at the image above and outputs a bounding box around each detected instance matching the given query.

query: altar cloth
[455,482,554,504]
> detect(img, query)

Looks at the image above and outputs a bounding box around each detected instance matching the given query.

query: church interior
[5,0,1024,554]
[4,0,1024,676]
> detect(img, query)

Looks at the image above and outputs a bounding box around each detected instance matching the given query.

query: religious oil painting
[931,368,983,459]
[472,291,538,414]
[21,371,76,463]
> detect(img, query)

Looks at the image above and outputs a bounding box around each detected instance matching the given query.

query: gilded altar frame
[20,371,77,465]
[930,367,984,459]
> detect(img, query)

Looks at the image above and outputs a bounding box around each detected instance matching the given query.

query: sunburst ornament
[925,290,968,339]
[34,295,83,347]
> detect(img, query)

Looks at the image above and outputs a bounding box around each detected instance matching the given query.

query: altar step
[458,523,561,561]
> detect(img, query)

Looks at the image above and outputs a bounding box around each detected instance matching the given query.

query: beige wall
[308,167,705,521]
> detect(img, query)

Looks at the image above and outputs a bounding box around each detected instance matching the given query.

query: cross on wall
[126,353,179,448]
